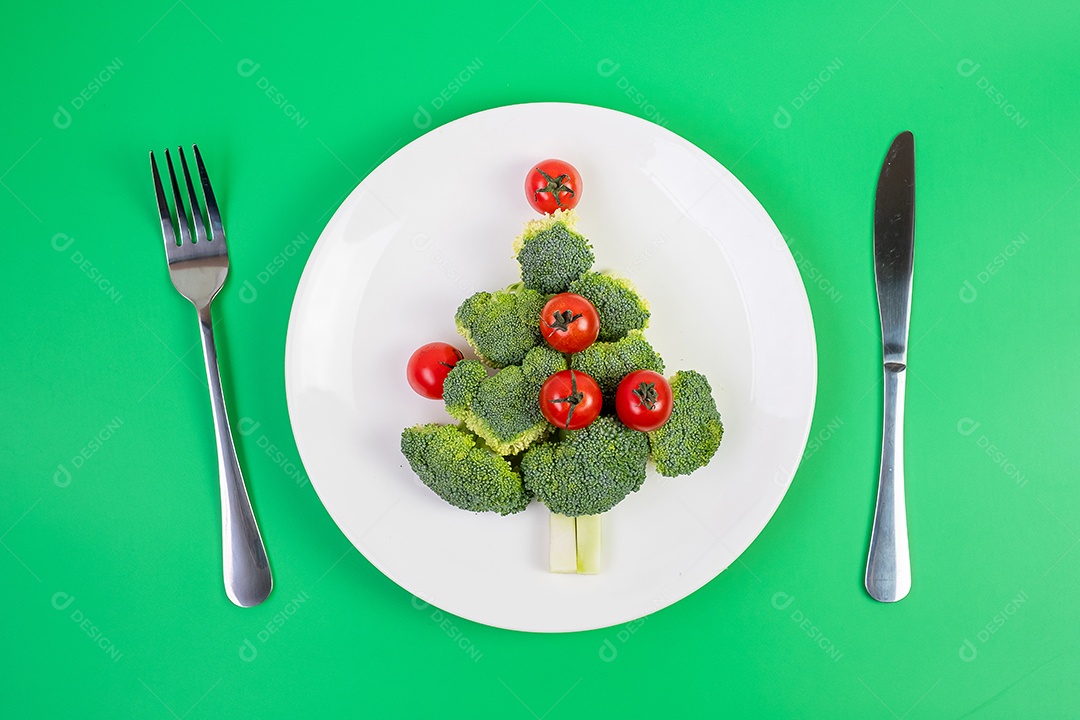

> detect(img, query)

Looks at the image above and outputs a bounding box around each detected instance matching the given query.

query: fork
[151,145,272,607]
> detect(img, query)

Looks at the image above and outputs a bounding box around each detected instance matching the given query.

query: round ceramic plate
[285,102,816,633]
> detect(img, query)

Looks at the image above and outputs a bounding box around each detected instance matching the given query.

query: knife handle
[865,362,911,602]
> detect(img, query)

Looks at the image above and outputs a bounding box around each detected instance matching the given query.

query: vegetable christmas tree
[400,161,724,574]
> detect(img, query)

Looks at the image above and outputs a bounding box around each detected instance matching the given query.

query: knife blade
[865,130,915,603]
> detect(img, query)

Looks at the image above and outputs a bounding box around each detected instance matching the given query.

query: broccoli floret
[520,341,567,384]
[469,365,548,455]
[512,209,594,294]
[648,370,724,477]
[443,345,567,456]
[400,424,530,515]
[455,284,546,368]
[521,416,650,516]
[572,329,665,396]
[568,271,650,342]
[442,359,487,421]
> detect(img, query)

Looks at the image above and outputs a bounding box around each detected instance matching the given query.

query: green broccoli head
[455,285,546,368]
[443,345,567,456]
[648,370,724,477]
[512,209,594,294]
[468,364,548,456]
[572,329,665,396]
[520,415,650,516]
[568,271,650,342]
[442,359,487,422]
[400,423,531,515]
[520,341,567,385]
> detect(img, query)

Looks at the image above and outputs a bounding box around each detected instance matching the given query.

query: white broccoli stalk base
[549,511,602,574]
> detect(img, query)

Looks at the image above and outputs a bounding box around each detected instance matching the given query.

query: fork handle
[865,363,911,602]
[197,306,273,607]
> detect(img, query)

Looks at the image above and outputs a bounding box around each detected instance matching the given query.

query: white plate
[285,102,816,633]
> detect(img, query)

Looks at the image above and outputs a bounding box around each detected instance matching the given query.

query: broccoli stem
[548,511,602,574]
[549,512,577,573]
[575,514,602,574]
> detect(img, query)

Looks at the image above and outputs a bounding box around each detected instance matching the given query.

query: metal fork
[151,145,272,607]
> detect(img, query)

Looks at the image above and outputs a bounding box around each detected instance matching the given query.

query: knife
[865,131,915,603]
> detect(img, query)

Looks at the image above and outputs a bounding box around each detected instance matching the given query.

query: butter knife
[865,131,915,603]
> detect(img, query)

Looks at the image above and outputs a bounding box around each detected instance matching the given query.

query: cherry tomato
[406,342,464,399]
[525,159,582,214]
[539,369,602,430]
[615,370,673,432]
[540,293,599,354]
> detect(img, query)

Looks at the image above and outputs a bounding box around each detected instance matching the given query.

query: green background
[3,0,1077,717]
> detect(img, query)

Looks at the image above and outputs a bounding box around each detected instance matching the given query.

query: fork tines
[150,145,226,260]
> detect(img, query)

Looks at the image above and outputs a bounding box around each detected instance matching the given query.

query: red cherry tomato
[615,370,673,432]
[406,342,464,399]
[525,159,582,214]
[540,293,599,354]
[539,369,602,430]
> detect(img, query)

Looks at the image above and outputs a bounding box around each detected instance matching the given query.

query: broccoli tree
[400,201,726,575]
